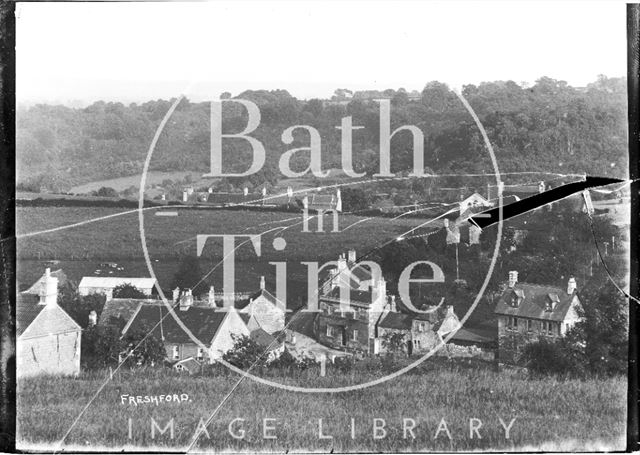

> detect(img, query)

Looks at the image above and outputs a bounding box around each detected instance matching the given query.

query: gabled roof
[235,288,286,312]
[250,327,281,351]
[79,277,157,289]
[323,287,374,305]
[99,298,164,327]
[285,311,317,339]
[16,293,44,336]
[494,283,579,322]
[378,312,413,330]
[17,295,80,339]
[22,269,68,294]
[124,304,229,345]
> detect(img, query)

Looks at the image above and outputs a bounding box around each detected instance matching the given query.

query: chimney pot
[567,277,577,295]
[508,271,518,288]
[260,276,265,290]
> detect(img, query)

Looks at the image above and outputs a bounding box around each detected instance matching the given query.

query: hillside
[16,76,628,193]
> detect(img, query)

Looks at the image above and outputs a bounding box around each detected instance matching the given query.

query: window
[172,345,180,360]
[196,347,204,361]
[541,321,555,336]
[352,329,358,341]
[526,320,533,332]
[326,325,334,337]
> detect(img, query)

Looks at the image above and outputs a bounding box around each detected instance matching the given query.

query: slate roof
[378,312,413,330]
[124,304,228,345]
[17,294,80,338]
[449,327,496,345]
[378,309,439,330]
[22,269,68,294]
[250,327,281,351]
[285,311,317,339]
[324,287,374,305]
[99,298,164,327]
[234,289,286,311]
[494,283,579,322]
[16,293,44,336]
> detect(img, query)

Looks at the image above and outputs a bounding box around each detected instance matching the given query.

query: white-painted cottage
[17,269,81,377]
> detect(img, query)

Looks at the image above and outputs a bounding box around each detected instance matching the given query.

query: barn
[17,269,81,377]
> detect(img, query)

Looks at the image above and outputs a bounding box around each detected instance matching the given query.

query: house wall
[209,311,250,361]
[496,315,562,363]
[317,311,370,355]
[165,343,209,363]
[240,296,285,334]
[377,323,439,355]
[17,330,81,377]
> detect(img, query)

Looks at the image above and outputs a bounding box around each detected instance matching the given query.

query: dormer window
[509,289,524,307]
[546,293,560,312]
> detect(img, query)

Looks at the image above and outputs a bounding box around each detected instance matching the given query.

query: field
[17,361,627,452]
[67,171,206,194]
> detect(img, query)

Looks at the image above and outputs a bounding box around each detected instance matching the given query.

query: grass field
[17,206,423,262]
[17,361,627,452]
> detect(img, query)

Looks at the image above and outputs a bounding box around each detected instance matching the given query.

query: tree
[81,324,123,369]
[94,186,119,198]
[172,256,203,293]
[58,286,106,328]
[112,283,148,299]
[222,334,270,370]
[120,325,166,368]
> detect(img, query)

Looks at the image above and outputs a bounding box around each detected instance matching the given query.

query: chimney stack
[88,310,97,326]
[389,295,397,313]
[182,191,188,202]
[260,276,265,291]
[243,187,249,196]
[208,286,216,307]
[347,249,356,263]
[508,271,518,288]
[567,277,577,295]
[39,268,58,306]
[180,289,193,311]
[172,287,180,302]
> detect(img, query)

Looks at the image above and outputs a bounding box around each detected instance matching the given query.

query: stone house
[377,302,461,355]
[316,250,389,355]
[17,268,81,377]
[494,271,583,364]
[121,291,250,364]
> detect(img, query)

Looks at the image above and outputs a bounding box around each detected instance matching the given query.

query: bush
[112,283,148,299]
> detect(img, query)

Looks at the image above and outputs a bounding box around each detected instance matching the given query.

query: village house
[78,276,157,300]
[377,303,462,355]
[234,277,286,334]
[494,271,583,364]
[302,188,342,213]
[316,250,389,355]
[16,268,81,377]
[121,289,250,364]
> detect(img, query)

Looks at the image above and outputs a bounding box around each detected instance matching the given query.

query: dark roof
[324,287,373,305]
[17,294,80,338]
[99,298,163,327]
[378,312,412,330]
[494,283,579,321]
[378,309,438,330]
[285,311,317,339]
[22,269,68,294]
[16,293,44,336]
[250,327,281,351]
[234,289,284,311]
[124,304,228,345]
[449,327,496,345]
[349,262,374,282]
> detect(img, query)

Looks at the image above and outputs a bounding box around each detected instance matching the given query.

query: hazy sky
[17,1,627,105]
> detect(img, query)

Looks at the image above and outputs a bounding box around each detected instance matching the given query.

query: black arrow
[468,176,625,229]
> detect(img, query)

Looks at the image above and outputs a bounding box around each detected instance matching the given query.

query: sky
[16,1,628,106]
